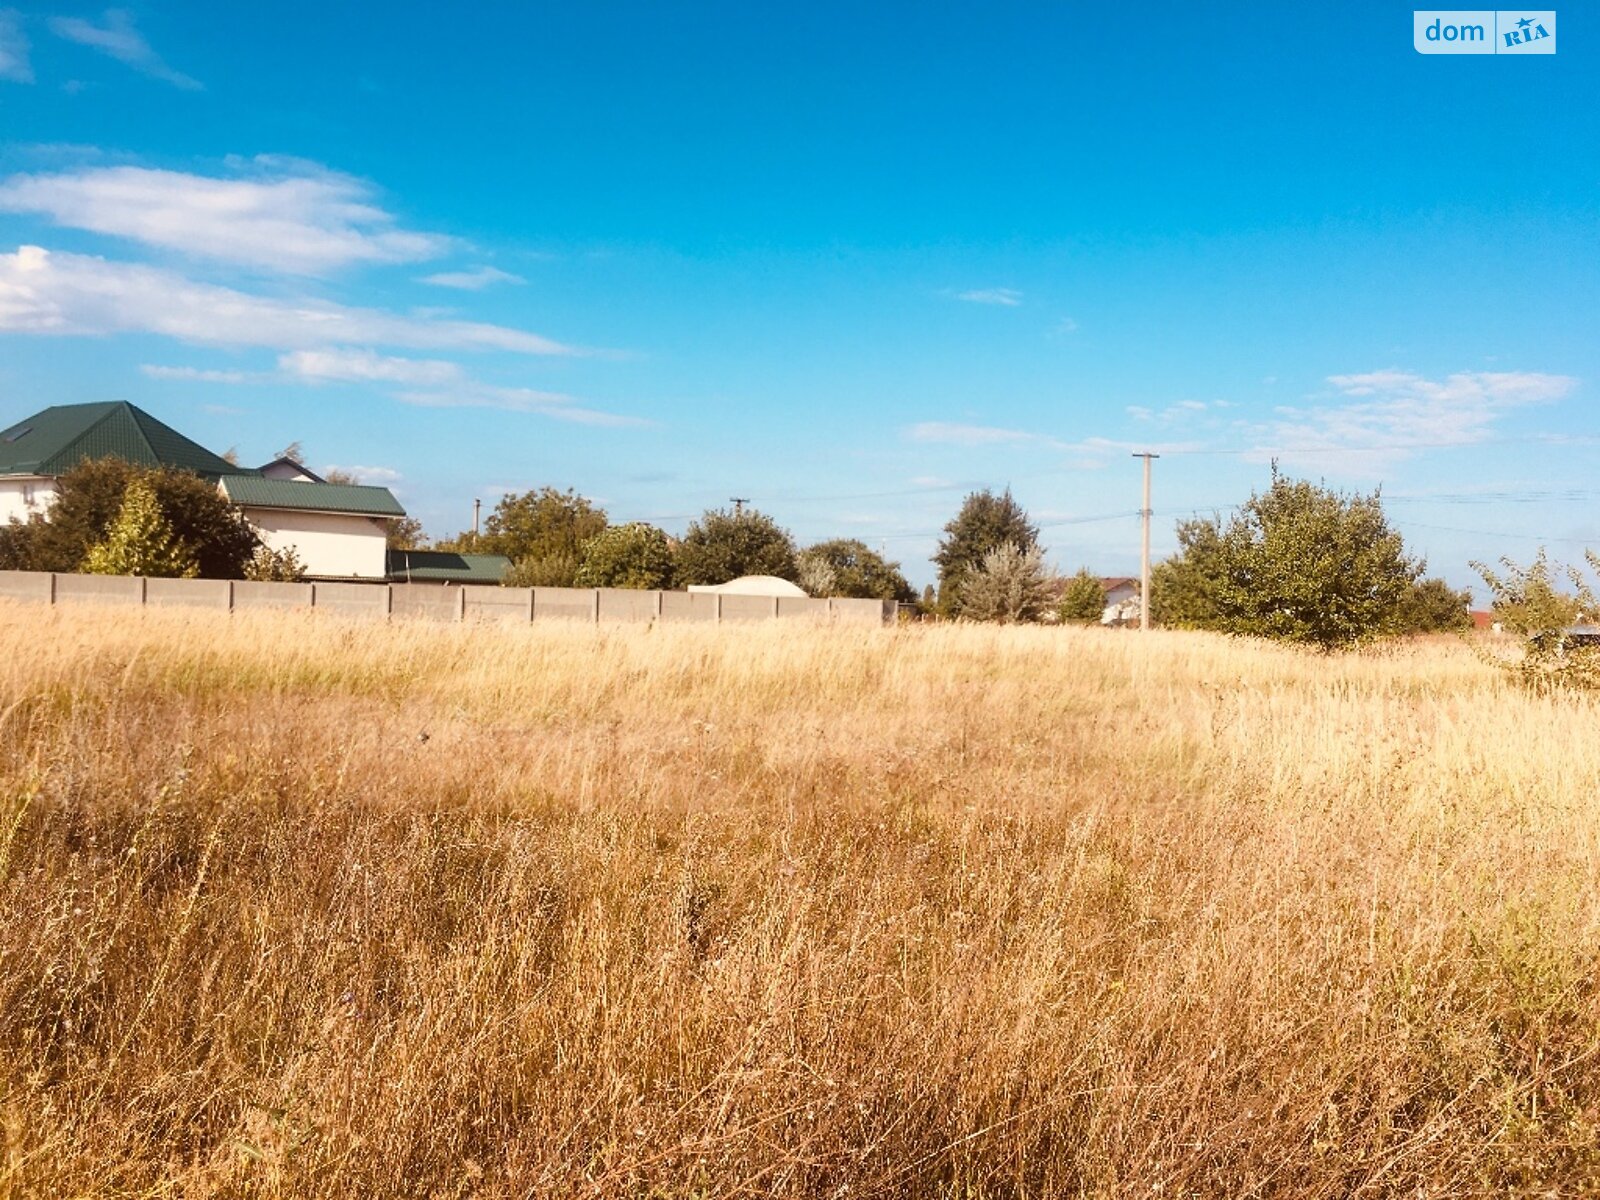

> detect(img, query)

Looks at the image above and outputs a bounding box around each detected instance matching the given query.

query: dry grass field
[1,603,1598,1197]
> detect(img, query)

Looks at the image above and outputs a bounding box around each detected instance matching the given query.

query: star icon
[1517,16,1533,29]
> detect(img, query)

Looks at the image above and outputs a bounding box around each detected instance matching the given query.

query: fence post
[771,595,779,620]
[715,594,723,624]
[592,588,601,624]
[138,576,148,606]
[653,590,663,622]
[527,587,536,623]
[48,573,56,605]
[385,584,393,620]
[456,586,467,622]
[226,579,235,613]
[308,582,317,609]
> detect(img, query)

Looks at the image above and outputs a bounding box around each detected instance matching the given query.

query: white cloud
[48,9,200,90]
[278,348,464,386]
[1259,369,1579,468]
[954,287,1022,307]
[0,10,32,83]
[1055,316,1078,333]
[395,385,651,427]
[419,265,524,290]
[907,421,1035,446]
[140,363,259,383]
[322,464,401,485]
[0,161,448,274]
[0,245,577,354]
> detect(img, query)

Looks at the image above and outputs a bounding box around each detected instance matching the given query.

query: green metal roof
[386,550,510,583]
[0,401,246,478]
[221,475,406,517]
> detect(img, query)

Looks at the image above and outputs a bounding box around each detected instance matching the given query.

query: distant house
[386,549,511,585]
[1100,577,1141,626]
[0,401,407,581]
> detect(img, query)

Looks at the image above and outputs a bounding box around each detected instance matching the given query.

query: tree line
[0,455,1498,647]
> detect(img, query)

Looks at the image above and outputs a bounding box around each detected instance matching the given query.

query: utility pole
[472,497,481,537]
[730,496,750,517]
[1132,452,1159,631]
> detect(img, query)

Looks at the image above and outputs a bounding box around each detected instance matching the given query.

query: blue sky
[0,2,1595,592]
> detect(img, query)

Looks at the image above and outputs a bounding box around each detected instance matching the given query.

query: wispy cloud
[48,9,200,90]
[0,245,578,354]
[0,10,32,82]
[395,385,652,427]
[953,287,1022,307]
[0,160,448,274]
[322,463,401,485]
[907,421,1035,446]
[418,265,524,290]
[1259,369,1578,468]
[277,348,465,386]
[140,363,260,383]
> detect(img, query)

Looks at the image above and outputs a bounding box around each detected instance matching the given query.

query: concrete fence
[0,570,895,626]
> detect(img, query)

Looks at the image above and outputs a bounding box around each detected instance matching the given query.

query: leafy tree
[674,507,798,586]
[934,489,1039,615]
[574,522,675,589]
[959,542,1055,624]
[244,544,307,582]
[384,516,427,551]
[503,553,582,589]
[82,478,200,578]
[29,458,256,579]
[1472,550,1582,637]
[1150,467,1420,649]
[1395,577,1473,634]
[920,584,936,613]
[797,539,914,601]
[447,487,607,586]
[1058,569,1107,623]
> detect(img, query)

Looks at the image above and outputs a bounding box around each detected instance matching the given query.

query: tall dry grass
[0,604,1597,1197]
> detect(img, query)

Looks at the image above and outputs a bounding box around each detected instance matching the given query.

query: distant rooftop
[221,475,406,517]
[0,401,245,479]
[386,550,510,584]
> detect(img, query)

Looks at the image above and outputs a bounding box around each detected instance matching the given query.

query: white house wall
[0,477,56,525]
[244,507,389,579]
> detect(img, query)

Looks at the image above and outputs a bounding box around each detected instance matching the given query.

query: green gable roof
[387,550,511,583]
[0,401,245,479]
[221,475,406,517]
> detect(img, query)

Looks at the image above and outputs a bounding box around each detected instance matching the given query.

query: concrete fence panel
[831,597,894,623]
[598,588,656,622]
[719,594,773,622]
[532,586,598,621]
[313,582,389,616]
[54,573,144,606]
[146,577,231,610]
[466,586,534,623]
[390,583,460,621]
[233,580,316,610]
[0,571,53,602]
[777,596,830,620]
[659,591,717,623]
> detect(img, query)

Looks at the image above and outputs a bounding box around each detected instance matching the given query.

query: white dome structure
[687,575,809,598]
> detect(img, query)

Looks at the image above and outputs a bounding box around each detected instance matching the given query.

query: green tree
[1395,577,1473,634]
[1057,569,1107,623]
[574,522,675,589]
[444,487,607,588]
[674,507,798,586]
[82,478,200,578]
[244,544,307,582]
[30,458,256,578]
[384,516,427,551]
[959,542,1054,624]
[934,489,1039,615]
[1151,467,1420,648]
[1472,550,1582,637]
[796,539,914,601]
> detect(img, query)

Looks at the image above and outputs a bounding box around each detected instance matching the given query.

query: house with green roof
[0,401,408,581]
